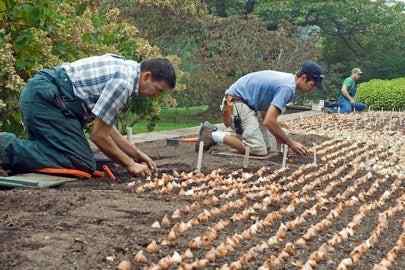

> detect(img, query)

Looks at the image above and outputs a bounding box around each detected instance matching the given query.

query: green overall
[0,68,96,173]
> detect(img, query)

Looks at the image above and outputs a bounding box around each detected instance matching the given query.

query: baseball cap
[300,60,324,89]
[352,68,363,74]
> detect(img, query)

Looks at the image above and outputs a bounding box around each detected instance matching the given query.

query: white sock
[211,130,225,144]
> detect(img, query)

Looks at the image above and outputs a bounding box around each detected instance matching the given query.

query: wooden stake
[313,145,317,166]
[243,146,250,169]
[126,126,133,142]
[282,144,288,169]
[196,141,204,172]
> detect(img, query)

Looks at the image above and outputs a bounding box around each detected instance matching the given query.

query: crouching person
[197,61,324,156]
[338,68,367,113]
[0,54,176,176]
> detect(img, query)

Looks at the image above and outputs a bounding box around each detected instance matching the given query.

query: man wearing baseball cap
[197,60,324,156]
[338,68,367,113]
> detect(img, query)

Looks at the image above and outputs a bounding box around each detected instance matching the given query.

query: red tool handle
[102,165,117,182]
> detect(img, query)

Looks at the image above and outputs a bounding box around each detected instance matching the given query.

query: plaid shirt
[62,54,140,125]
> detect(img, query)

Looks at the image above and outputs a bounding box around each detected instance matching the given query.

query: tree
[124,0,319,110]
[188,18,319,111]
[255,0,405,96]
[0,0,181,134]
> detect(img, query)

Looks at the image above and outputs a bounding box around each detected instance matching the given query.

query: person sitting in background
[338,68,367,113]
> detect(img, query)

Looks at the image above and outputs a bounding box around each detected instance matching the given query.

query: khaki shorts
[222,101,280,156]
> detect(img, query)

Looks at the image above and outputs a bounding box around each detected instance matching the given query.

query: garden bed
[0,112,404,270]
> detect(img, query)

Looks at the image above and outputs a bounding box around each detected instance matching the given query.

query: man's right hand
[127,162,151,177]
[290,141,309,156]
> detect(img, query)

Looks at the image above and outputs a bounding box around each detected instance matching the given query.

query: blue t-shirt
[225,70,296,112]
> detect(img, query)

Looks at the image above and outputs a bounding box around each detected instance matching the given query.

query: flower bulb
[146,240,159,253]
[134,250,147,264]
[151,221,161,229]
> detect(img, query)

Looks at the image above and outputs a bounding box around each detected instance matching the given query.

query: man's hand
[127,162,151,177]
[290,141,309,156]
[140,153,157,172]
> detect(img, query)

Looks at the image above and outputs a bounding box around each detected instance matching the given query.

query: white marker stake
[282,144,288,169]
[243,146,250,169]
[313,147,317,166]
[126,126,133,142]
[196,141,204,172]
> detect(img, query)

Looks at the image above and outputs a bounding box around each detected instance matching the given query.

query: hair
[296,71,314,82]
[140,58,176,89]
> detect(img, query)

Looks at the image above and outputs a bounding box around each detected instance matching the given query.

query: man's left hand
[140,153,157,171]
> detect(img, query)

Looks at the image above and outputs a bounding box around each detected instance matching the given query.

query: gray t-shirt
[225,70,296,112]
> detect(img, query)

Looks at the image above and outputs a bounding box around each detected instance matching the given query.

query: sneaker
[195,121,218,152]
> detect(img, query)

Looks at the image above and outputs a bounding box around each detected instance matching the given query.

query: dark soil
[0,132,403,270]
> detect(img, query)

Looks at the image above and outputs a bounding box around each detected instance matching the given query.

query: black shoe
[195,121,217,152]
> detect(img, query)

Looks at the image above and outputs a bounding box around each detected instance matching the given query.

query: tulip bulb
[117,260,132,270]
[162,215,171,226]
[151,221,161,229]
[285,243,295,256]
[168,229,177,241]
[183,249,194,259]
[205,249,216,262]
[146,240,159,253]
[230,261,242,270]
[172,251,182,264]
[172,209,182,219]
[178,222,190,233]
[188,237,202,249]
[195,259,209,268]
[158,256,173,270]
[217,244,229,257]
[134,250,147,264]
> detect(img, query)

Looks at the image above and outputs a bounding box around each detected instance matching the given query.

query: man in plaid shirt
[0,54,176,177]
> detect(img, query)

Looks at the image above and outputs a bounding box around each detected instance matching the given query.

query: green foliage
[204,0,246,17]
[0,0,180,135]
[357,78,405,111]
[255,0,405,97]
[190,18,319,110]
[126,3,320,110]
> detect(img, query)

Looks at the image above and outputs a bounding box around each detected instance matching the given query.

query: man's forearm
[342,88,355,103]
[110,128,144,161]
[265,121,293,148]
[92,134,134,167]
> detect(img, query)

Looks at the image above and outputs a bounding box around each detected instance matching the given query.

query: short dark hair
[296,71,315,82]
[140,58,176,89]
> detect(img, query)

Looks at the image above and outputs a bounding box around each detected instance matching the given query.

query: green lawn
[133,105,220,133]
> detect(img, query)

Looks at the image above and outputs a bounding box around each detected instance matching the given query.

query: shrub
[0,0,183,134]
[357,78,405,111]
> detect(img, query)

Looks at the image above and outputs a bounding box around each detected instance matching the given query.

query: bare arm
[263,105,308,155]
[91,118,150,176]
[341,84,355,103]
[110,127,156,170]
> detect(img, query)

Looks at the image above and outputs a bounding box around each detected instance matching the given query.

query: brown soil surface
[0,132,403,270]
[0,133,323,270]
